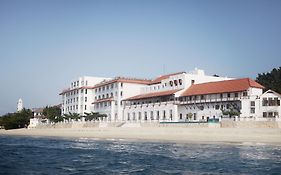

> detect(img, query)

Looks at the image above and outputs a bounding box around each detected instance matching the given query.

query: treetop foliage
[256,67,281,94]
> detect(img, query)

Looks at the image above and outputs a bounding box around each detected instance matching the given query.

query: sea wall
[220,121,281,128]
[32,121,281,129]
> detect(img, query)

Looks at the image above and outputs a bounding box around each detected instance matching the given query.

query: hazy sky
[0,0,281,115]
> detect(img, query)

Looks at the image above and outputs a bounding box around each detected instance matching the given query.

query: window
[144,112,147,120]
[268,112,273,117]
[193,113,197,120]
[85,97,87,102]
[170,81,173,86]
[120,91,123,97]
[243,91,247,96]
[85,81,88,86]
[85,105,87,110]
[220,94,223,98]
[226,104,230,109]
[163,111,166,120]
[127,113,130,121]
[174,80,178,86]
[111,93,113,97]
[121,83,123,87]
[201,95,204,100]
[170,110,173,120]
[250,108,255,114]
[191,80,195,85]
[157,111,160,120]
[150,111,154,120]
[250,101,255,106]
[227,93,230,98]
[138,112,142,120]
[179,113,183,120]
[85,89,87,94]
[274,112,279,117]
[215,105,220,110]
[235,93,238,97]
[133,112,136,120]
[179,79,182,85]
[262,98,268,106]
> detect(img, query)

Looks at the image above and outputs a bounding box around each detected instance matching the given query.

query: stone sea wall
[33,121,281,129]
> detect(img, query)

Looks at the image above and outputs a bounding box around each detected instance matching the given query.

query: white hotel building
[59,68,281,122]
[60,76,110,115]
[92,77,151,121]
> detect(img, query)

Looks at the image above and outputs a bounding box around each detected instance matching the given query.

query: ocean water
[0,136,281,175]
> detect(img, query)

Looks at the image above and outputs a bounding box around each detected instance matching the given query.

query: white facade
[124,69,230,122]
[256,90,281,119]
[60,76,110,115]
[92,77,150,121]
[17,98,23,112]
[58,69,281,123]
[141,69,230,94]
[177,87,264,121]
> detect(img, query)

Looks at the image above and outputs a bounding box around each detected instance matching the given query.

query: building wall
[141,69,230,95]
[257,91,281,118]
[61,76,109,115]
[93,81,149,121]
[123,102,178,122]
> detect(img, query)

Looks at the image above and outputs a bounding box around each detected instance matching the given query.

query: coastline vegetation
[256,67,281,94]
[0,109,32,130]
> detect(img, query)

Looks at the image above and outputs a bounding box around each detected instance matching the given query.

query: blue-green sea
[0,136,280,175]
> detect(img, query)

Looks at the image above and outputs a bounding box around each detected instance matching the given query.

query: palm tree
[84,112,99,121]
[63,112,81,121]
[84,112,107,121]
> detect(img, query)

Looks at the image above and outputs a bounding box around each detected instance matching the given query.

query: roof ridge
[157,71,186,78]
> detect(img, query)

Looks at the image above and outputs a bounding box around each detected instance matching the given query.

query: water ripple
[0,136,281,175]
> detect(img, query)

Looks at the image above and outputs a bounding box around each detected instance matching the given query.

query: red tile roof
[180,78,264,97]
[149,72,186,85]
[59,86,95,95]
[92,97,114,104]
[125,89,182,101]
[94,77,151,88]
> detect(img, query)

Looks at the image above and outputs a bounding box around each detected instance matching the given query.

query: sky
[0,0,281,115]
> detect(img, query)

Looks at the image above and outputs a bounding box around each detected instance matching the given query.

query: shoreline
[1,127,281,145]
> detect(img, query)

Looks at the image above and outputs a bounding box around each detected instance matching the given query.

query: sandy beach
[1,127,281,145]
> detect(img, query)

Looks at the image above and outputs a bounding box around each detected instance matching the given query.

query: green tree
[84,112,107,121]
[256,67,281,94]
[63,112,81,121]
[0,108,32,130]
[43,106,62,123]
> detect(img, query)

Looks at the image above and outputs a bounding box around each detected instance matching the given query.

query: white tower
[17,98,23,112]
